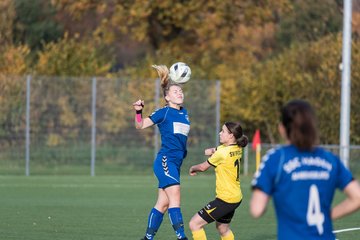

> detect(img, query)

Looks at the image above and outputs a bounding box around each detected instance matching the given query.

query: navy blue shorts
[153,153,182,189]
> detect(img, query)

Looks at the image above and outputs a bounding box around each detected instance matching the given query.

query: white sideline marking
[333,227,360,240]
[333,227,360,233]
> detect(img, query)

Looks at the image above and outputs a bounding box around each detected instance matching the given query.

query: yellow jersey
[208,144,243,203]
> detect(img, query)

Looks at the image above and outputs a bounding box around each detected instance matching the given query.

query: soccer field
[0,175,359,240]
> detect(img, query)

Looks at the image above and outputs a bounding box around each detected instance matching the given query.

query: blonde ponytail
[152,65,170,89]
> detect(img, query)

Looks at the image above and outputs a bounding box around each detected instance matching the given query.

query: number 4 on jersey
[306,184,325,235]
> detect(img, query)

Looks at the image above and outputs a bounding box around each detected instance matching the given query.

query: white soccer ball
[169,62,191,84]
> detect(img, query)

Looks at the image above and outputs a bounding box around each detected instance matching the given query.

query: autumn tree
[0,0,15,46]
[276,0,342,49]
[27,34,113,147]
[51,0,290,76]
[0,45,30,146]
[234,34,360,144]
[1,0,359,147]
[36,33,111,76]
[12,0,63,52]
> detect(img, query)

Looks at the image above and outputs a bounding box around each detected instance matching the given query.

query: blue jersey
[252,145,353,240]
[149,106,190,159]
[149,106,190,189]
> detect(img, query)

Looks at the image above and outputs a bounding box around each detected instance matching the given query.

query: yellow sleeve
[208,145,225,167]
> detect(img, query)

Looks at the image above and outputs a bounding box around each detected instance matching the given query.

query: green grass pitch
[0,175,359,240]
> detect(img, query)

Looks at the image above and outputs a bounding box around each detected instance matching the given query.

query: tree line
[1,0,360,145]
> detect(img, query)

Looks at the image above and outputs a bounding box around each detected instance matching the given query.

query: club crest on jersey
[185,115,189,122]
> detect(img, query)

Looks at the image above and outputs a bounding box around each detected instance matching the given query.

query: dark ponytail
[281,99,318,151]
[224,122,248,148]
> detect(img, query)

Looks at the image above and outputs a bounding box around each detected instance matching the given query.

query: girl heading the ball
[133,64,190,240]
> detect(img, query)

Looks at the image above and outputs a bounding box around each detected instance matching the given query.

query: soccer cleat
[178,238,188,240]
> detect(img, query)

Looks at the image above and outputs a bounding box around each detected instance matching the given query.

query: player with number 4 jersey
[250,99,360,240]
[189,122,248,240]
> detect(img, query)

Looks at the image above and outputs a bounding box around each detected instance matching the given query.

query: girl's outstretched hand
[189,166,197,176]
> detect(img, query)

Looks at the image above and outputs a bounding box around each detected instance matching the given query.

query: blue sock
[144,208,164,239]
[168,207,187,239]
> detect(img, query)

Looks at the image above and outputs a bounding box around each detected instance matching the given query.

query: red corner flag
[252,129,261,150]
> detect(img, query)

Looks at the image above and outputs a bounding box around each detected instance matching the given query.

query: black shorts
[198,198,241,224]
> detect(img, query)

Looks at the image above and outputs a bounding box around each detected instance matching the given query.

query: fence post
[25,75,31,176]
[215,80,221,146]
[340,0,352,168]
[91,77,97,176]
[244,145,248,175]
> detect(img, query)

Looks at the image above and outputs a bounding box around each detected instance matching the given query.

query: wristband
[135,110,142,123]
